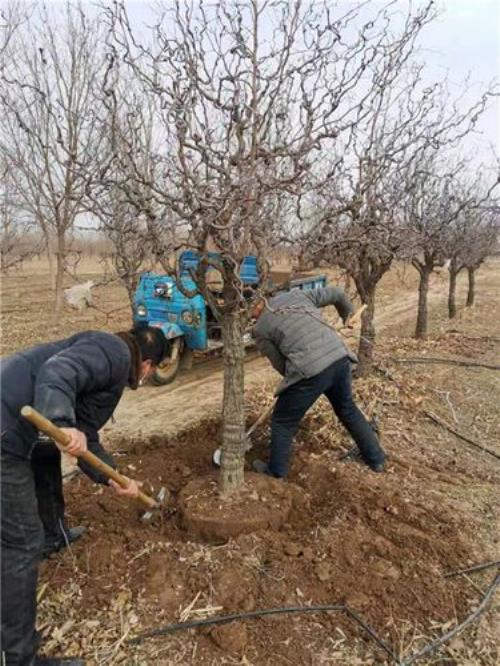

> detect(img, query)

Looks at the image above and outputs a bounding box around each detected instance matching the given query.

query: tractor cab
[133,252,327,385]
[133,252,259,383]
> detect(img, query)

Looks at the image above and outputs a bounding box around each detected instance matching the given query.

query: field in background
[1,256,499,664]
[1,254,452,355]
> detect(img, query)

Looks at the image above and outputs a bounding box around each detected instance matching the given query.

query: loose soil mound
[40,406,496,663]
[179,473,294,542]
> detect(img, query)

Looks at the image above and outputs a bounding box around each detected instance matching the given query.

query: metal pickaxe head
[141,486,168,523]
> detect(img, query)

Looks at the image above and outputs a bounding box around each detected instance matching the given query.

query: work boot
[33,657,86,665]
[341,447,385,473]
[42,525,87,559]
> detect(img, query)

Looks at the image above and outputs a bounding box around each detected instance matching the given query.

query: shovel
[339,303,367,331]
[212,304,367,467]
[212,402,275,467]
[21,406,166,522]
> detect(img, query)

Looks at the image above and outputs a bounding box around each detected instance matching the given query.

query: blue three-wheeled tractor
[133,251,327,385]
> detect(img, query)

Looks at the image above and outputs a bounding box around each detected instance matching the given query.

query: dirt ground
[1,258,499,664]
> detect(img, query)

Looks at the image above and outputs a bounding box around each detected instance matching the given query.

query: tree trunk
[43,231,55,289]
[415,267,432,339]
[466,267,475,307]
[448,264,458,319]
[219,284,246,496]
[47,244,55,289]
[125,275,139,313]
[54,230,66,314]
[357,287,376,376]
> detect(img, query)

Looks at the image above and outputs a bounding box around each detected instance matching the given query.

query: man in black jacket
[1,326,169,666]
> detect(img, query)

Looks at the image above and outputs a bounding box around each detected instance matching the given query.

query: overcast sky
[31,0,500,163]
[122,0,500,161]
[414,0,499,163]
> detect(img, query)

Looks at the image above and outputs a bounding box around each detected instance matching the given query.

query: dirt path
[103,352,276,442]
[104,261,500,443]
[44,276,500,665]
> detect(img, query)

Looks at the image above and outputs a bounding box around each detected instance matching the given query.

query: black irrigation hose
[424,410,500,462]
[128,571,500,665]
[400,573,500,666]
[373,363,500,463]
[127,602,398,661]
[444,560,500,579]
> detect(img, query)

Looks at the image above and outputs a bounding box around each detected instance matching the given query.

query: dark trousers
[1,444,65,666]
[269,356,385,477]
[31,441,65,544]
[1,451,44,666]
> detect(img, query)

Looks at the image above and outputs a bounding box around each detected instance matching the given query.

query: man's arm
[77,428,117,485]
[78,430,139,497]
[305,286,353,322]
[33,336,126,428]
[255,337,286,376]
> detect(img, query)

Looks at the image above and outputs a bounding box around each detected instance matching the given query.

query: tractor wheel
[152,337,184,385]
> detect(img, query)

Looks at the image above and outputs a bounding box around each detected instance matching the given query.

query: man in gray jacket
[251,285,386,477]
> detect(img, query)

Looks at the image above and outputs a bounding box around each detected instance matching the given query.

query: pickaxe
[21,406,166,523]
[212,304,367,467]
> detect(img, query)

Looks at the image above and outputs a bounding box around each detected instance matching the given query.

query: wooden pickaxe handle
[246,401,275,439]
[21,406,158,510]
[342,303,367,328]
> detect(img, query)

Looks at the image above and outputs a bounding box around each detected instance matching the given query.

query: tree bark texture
[219,283,246,496]
[54,230,66,314]
[448,264,458,319]
[46,242,55,291]
[415,266,432,339]
[357,287,376,376]
[466,267,476,307]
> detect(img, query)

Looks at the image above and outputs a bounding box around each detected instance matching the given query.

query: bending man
[251,286,385,478]
[1,326,169,666]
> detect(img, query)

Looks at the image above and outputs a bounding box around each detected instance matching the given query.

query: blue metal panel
[133,272,208,350]
[290,274,327,291]
[179,250,200,276]
[179,250,222,277]
[179,250,259,284]
[148,322,184,340]
[240,256,259,285]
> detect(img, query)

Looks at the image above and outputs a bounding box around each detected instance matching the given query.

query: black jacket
[0,331,137,483]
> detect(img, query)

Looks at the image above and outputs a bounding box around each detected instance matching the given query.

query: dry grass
[4,257,500,664]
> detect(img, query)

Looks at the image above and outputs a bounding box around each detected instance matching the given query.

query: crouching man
[250,286,386,478]
[1,326,169,666]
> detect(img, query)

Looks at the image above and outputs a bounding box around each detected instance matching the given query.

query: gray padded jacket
[252,286,356,394]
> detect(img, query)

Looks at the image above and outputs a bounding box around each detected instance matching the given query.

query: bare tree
[459,206,499,309]
[295,54,495,371]
[0,0,28,64]
[445,190,484,319]
[0,2,108,313]
[402,155,499,338]
[295,55,439,375]
[100,0,427,494]
[0,159,39,272]
[83,70,184,308]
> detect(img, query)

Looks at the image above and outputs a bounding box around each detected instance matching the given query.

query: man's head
[243,288,266,320]
[131,326,171,382]
[251,296,266,320]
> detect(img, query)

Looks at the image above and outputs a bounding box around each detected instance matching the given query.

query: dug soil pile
[39,374,499,663]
